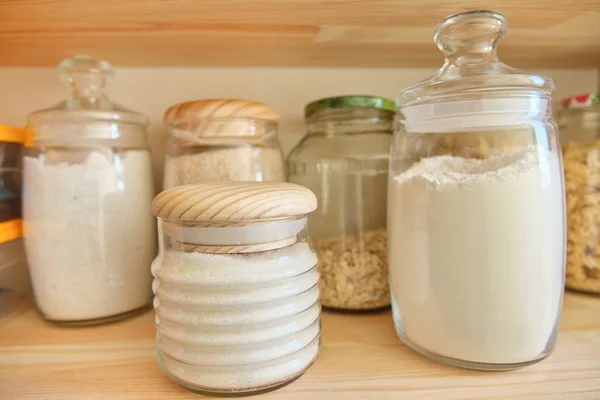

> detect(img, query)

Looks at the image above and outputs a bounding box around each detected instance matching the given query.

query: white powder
[163,146,285,188]
[159,340,319,392]
[23,150,156,321]
[158,322,320,365]
[154,242,320,391]
[389,149,564,365]
[154,243,317,286]
[156,303,321,346]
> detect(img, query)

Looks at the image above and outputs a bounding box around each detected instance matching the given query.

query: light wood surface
[152,182,317,221]
[0,1,598,68]
[0,292,599,399]
[164,99,279,125]
[164,98,279,140]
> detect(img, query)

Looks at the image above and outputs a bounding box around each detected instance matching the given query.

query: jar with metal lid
[24,55,156,324]
[389,10,565,370]
[162,99,285,189]
[151,182,320,395]
[0,125,29,318]
[287,95,394,311]
[559,93,600,295]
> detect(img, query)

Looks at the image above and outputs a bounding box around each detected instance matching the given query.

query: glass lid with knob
[28,55,148,147]
[397,10,555,110]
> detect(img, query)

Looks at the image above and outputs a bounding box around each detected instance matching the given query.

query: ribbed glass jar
[151,182,321,395]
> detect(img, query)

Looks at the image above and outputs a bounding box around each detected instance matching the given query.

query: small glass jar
[0,125,29,318]
[559,94,600,295]
[24,55,156,324]
[162,99,285,189]
[287,95,394,311]
[389,10,565,370]
[152,182,321,395]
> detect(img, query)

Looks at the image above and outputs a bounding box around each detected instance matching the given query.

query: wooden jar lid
[152,182,317,222]
[153,182,317,254]
[163,99,279,140]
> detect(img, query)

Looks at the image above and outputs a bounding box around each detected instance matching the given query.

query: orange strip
[0,125,25,144]
[0,219,23,243]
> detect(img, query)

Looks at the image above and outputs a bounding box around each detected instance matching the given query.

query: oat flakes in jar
[151,182,321,395]
[24,55,156,325]
[389,10,565,370]
[287,95,394,311]
[559,94,600,295]
[162,99,285,189]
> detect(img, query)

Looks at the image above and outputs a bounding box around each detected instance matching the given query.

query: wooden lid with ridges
[152,182,317,222]
[163,99,278,140]
[164,99,279,123]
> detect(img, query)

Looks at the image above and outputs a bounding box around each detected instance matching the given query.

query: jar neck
[306,108,394,136]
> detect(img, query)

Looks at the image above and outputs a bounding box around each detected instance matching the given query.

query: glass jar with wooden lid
[152,181,320,395]
[162,99,285,189]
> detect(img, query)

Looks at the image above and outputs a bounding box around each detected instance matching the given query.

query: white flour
[389,149,564,365]
[23,150,156,321]
[154,242,320,390]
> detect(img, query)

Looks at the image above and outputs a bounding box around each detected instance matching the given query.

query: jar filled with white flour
[151,182,320,395]
[389,10,565,370]
[24,55,156,324]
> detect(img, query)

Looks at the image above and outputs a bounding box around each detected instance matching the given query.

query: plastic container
[287,95,394,311]
[389,10,565,370]
[152,182,320,395]
[23,55,156,324]
[559,93,600,295]
[0,125,29,319]
[162,99,285,189]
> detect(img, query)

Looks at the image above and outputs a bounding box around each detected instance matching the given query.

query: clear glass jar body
[559,99,600,295]
[22,122,156,324]
[389,101,565,370]
[163,118,285,189]
[287,108,392,311]
[152,217,321,395]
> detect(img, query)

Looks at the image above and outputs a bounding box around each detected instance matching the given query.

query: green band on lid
[305,95,396,118]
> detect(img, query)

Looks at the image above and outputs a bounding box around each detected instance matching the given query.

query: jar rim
[304,95,395,119]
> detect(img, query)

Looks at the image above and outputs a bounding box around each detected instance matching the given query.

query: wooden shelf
[1,1,599,68]
[0,292,599,399]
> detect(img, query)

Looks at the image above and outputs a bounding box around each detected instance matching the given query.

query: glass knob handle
[58,54,114,98]
[434,10,506,57]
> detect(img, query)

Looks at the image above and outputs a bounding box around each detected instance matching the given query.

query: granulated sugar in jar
[152,182,321,395]
[24,56,156,324]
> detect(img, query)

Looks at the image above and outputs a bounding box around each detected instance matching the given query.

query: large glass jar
[152,182,320,395]
[24,55,156,324]
[559,94,600,295]
[389,10,565,370]
[162,99,285,189]
[287,96,394,311]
